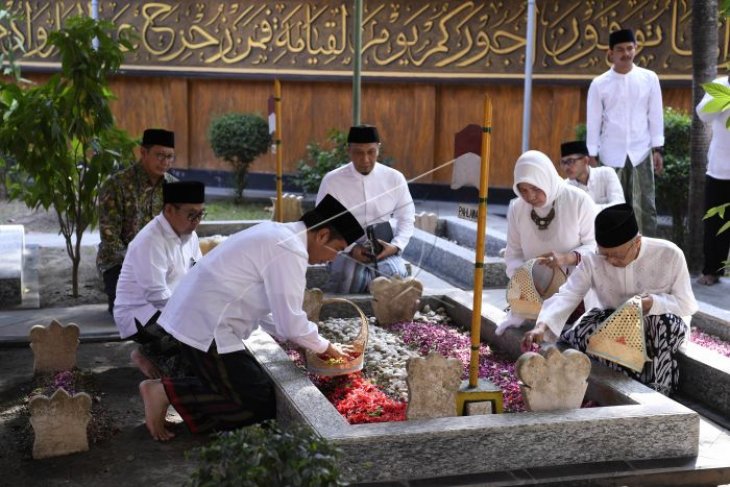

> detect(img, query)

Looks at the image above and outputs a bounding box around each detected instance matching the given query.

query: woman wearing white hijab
[505,150,597,276]
[497,150,598,335]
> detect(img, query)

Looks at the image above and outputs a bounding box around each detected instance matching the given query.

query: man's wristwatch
[653,146,664,155]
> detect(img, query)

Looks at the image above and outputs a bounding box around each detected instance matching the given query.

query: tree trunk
[688,0,719,272]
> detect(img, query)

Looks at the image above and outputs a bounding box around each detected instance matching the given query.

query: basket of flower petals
[305,298,368,376]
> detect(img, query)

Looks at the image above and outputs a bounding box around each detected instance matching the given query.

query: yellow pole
[468,96,492,388]
[274,79,283,222]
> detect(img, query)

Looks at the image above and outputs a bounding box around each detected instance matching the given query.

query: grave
[244,292,701,484]
[0,225,25,307]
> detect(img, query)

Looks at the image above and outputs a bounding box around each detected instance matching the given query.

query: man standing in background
[586,28,664,236]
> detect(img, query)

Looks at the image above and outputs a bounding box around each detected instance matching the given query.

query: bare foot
[131,348,162,379]
[139,379,175,441]
[697,274,720,286]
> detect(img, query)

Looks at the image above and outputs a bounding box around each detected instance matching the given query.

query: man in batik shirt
[97,128,178,314]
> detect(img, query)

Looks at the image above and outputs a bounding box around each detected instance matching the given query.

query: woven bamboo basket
[587,296,649,373]
[305,297,369,376]
[506,258,566,320]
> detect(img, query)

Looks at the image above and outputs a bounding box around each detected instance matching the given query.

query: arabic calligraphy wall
[4,1,720,187]
[7,0,728,78]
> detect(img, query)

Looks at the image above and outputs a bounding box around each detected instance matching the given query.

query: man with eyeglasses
[560,140,624,211]
[138,194,363,441]
[97,128,178,314]
[113,181,205,379]
[586,28,664,237]
[521,203,697,394]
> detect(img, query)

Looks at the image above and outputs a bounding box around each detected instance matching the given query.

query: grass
[204,199,272,221]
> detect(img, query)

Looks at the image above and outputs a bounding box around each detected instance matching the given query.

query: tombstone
[370,276,423,326]
[516,346,591,412]
[271,193,304,222]
[0,224,25,308]
[406,352,463,420]
[29,388,92,459]
[414,212,438,235]
[302,288,324,322]
[199,234,227,256]
[450,124,483,190]
[29,320,80,374]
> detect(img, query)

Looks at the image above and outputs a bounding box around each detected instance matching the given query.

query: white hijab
[512,150,566,215]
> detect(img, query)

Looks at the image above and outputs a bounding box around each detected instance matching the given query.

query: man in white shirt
[521,204,697,394]
[138,194,364,441]
[696,74,730,286]
[316,125,415,293]
[560,140,625,210]
[586,28,665,237]
[114,181,205,379]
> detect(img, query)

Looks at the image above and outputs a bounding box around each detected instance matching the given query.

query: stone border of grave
[404,217,730,429]
[243,292,699,484]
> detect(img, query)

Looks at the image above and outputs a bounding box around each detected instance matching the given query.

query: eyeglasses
[174,206,207,222]
[596,238,638,262]
[560,156,585,166]
[153,152,176,162]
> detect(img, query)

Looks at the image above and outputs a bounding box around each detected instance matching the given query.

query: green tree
[0,16,137,297]
[208,113,271,203]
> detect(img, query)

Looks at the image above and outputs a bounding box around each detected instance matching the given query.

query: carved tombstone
[29,388,92,459]
[199,234,227,256]
[406,352,463,420]
[414,212,439,235]
[29,320,80,374]
[302,288,324,322]
[370,276,423,326]
[271,193,304,223]
[516,346,591,412]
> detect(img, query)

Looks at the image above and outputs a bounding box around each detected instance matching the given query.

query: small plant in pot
[208,113,271,203]
[188,419,348,486]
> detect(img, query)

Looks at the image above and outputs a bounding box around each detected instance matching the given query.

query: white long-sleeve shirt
[505,184,597,278]
[158,221,329,355]
[696,76,730,180]
[566,166,625,211]
[113,214,202,339]
[538,237,698,338]
[316,162,415,251]
[586,65,665,167]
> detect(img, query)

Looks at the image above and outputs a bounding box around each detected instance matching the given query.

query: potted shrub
[208,113,271,203]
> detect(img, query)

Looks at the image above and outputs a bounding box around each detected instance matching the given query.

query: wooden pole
[468,96,492,388]
[274,79,283,222]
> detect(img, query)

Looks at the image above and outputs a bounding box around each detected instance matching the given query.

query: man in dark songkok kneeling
[521,203,697,394]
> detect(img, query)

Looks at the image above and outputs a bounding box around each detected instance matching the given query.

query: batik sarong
[161,343,275,434]
[561,308,686,394]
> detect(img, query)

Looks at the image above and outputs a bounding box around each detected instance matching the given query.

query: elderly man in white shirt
[696,75,730,286]
[114,181,205,379]
[586,28,665,237]
[522,203,697,395]
[560,140,625,211]
[138,194,364,441]
[316,125,415,293]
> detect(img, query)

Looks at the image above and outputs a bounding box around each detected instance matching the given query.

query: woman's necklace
[530,204,555,230]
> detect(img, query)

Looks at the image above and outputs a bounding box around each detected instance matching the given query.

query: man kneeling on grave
[139,194,363,441]
[113,181,205,379]
[521,203,697,394]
